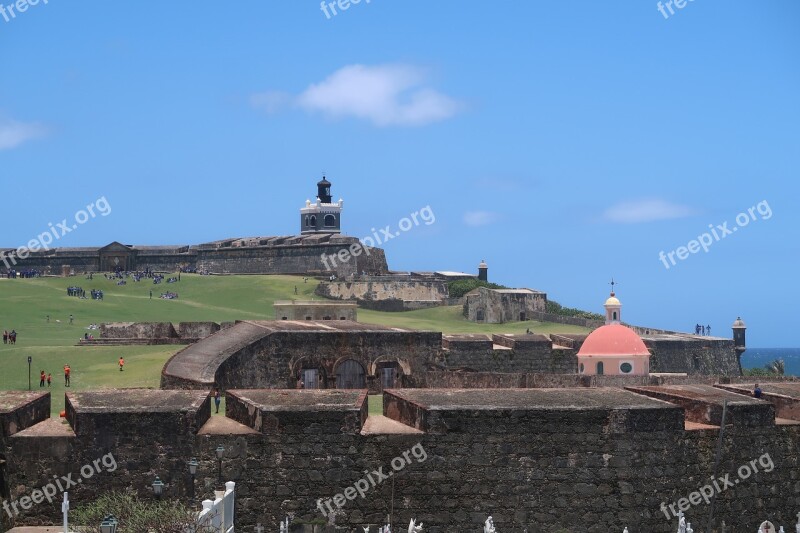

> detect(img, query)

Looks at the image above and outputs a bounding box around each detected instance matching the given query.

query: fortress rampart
[158,321,743,393]
[1,235,388,278]
[2,386,800,532]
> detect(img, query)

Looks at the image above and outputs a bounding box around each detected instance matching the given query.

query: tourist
[149,290,153,300]
[706,324,711,336]
[119,357,125,372]
[39,370,45,387]
[47,373,52,387]
[754,383,762,398]
[69,314,74,325]
[64,364,71,387]
[46,315,50,323]
[2,330,6,344]
[9,330,16,344]
[701,325,705,335]
[212,387,221,413]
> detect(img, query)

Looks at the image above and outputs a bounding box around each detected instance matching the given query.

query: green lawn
[0,274,591,416]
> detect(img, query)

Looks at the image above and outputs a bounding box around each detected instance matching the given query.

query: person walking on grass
[64,364,71,387]
[119,357,124,371]
[69,314,74,325]
[39,371,45,387]
[47,373,51,387]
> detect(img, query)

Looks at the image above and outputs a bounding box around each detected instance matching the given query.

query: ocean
[741,347,800,376]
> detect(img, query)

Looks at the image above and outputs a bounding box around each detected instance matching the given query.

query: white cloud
[0,118,47,150]
[252,64,462,127]
[603,199,696,223]
[463,211,500,227]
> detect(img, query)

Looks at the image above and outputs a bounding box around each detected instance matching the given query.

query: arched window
[596,361,604,375]
[613,311,618,321]
[309,215,317,227]
[324,214,336,227]
[579,363,585,374]
[304,216,309,227]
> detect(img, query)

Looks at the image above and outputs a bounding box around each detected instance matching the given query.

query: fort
[2,381,800,532]
[0,177,389,278]
[3,178,793,533]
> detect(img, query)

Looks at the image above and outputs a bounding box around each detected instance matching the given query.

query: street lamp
[215,445,225,483]
[27,356,32,391]
[152,476,165,499]
[188,457,198,506]
[100,515,118,533]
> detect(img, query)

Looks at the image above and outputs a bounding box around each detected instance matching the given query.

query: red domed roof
[577,324,650,357]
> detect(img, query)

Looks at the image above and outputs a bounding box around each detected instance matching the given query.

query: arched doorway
[336,360,366,389]
[596,361,604,375]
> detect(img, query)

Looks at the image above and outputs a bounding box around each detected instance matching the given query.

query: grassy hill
[0,274,591,415]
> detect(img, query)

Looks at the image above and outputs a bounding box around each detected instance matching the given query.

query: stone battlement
[3,386,800,532]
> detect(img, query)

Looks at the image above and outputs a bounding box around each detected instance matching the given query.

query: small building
[300,176,343,235]
[273,300,357,321]
[464,287,547,323]
[576,291,651,376]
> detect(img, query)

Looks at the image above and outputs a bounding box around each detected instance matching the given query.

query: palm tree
[765,358,785,376]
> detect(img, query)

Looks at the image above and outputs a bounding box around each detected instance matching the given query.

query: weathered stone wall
[214,331,443,394]
[442,335,577,373]
[464,287,547,323]
[100,322,179,339]
[646,337,741,375]
[5,391,800,533]
[5,392,210,530]
[315,280,449,303]
[273,303,357,321]
[197,242,387,277]
[2,240,388,277]
[177,322,221,339]
[0,392,51,448]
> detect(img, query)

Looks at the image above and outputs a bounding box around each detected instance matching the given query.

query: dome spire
[604,280,622,324]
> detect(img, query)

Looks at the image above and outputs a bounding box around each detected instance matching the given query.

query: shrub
[447,279,508,298]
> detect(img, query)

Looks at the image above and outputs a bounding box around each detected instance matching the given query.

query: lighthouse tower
[300,176,343,235]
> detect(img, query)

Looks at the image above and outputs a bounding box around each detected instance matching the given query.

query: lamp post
[27,356,32,391]
[215,445,225,483]
[188,457,198,507]
[100,514,118,533]
[152,476,165,499]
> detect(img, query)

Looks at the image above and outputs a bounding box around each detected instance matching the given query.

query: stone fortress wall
[0,236,389,278]
[156,321,744,394]
[3,386,800,533]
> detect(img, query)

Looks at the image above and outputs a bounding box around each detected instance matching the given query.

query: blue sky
[1,1,798,347]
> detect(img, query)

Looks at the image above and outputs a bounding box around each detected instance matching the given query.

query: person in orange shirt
[39,371,45,387]
[119,357,124,372]
[64,365,71,387]
[47,373,52,387]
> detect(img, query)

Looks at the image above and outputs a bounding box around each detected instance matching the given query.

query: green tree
[447,279,508,298]
[765,358,785,376]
